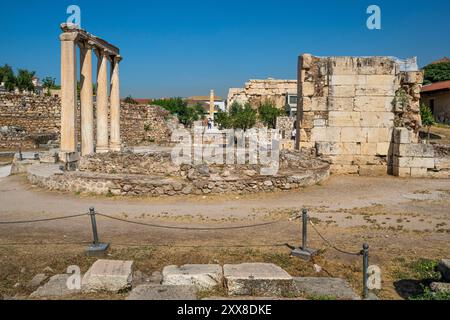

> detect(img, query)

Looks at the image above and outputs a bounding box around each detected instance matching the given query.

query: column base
[109,143,122,152]
[96,146,110,154]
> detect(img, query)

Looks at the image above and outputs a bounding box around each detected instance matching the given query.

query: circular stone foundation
[27,150,330,197]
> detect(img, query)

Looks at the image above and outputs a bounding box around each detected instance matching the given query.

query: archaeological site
[0,1,449,307]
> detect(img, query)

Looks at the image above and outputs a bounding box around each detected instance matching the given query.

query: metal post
[86,207,109,256]
[301,208,308,251]
[19,147,23,161]
[89,207,99,245]
[362,243,369,299]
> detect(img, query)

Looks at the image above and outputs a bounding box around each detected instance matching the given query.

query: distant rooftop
[421,80,450,93]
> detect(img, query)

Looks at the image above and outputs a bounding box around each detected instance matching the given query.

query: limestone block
[376,142,391,156]
[302,97,312,111]
[329,85,356,97]
[394,143,435,158]
[437,259,450,282]
[311,127,341,143]
[328,97,354,111]
[328,111,361,127]
[301,54,313,70]
[302,82,315,97]
[393,166,411,177]
[30,274,80,298]
[360,112,394,127]
[394,156,435,169]
[316,142,361,155]
[341,128,364,143]
[223,263,294,297]
[358,165,387,177]
[329,75,367,86]
[361,143,378,156]
[355,85,395,97]
[82,260,133,292]
[330,164,359,175]
[313,118,326,127]
[353,96,392,112]
[162,264,223,290]
[393,128,413,144]
[310,97,328,111]
[293,277,360,300]
[410,167,428,178]
[403,71,424,84]
[366,75,396,86]
[363,128,392,143]
[126,285,198,300]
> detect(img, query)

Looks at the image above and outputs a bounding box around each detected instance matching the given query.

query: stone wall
[0,92,172,149]
[228,79,297,110]
[297,54,424,176]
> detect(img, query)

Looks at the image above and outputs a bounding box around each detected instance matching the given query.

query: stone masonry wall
[0,92,171,149]
[228,79,297,110]
[297,54,424,176]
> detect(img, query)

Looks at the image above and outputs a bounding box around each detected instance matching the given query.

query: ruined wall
[228,79,297,110]
[0,92,172,149]
[298,54,423,176]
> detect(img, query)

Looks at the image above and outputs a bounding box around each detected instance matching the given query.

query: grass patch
[409,286,450,301]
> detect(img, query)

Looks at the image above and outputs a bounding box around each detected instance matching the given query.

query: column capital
[79,40,95,50]
[59,32,80,42]
[113,55,123,63]
[94,47,111,58]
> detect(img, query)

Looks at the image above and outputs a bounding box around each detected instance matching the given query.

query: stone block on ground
[30,274,80,298]
[162,264,223,290]
[28,274,48,288]
[223,263,294,297]
[437,259,450,282]
[126,285,198,300]
[82,260,133,293]
[430,282,450,294]
[293,277,360,300]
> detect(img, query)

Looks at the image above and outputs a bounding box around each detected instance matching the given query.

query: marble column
[109,55,122,152]
[59,32,79,154]
[209,89,215,120]
[95,49,109,153]
[80,42,94,156]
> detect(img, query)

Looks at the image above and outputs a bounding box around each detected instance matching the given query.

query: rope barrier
[97,212,285,231]
[308,220,362,256]
[0,213,87,225]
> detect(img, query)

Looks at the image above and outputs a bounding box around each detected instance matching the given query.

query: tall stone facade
[228,79,297,110]
[0,92,171,149]
[297,54,424,176]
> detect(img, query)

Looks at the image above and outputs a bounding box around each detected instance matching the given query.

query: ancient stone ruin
[295,54,448,178]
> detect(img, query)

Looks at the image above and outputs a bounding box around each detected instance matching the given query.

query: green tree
[215,110,232,129]
[15,69,35,92]
[0,64,16,91]
[420,103,435,143]
[124,95,137,104]
[42,76,57,95]
[223,101,257,130]
[258,99,283,129]
[423,62,450,85]
[152,97,203,127]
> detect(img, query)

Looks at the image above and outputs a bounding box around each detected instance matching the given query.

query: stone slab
[0,165,11,178]
[28,273,49,288]
[126,285,198,300]
[30,274,80,298]
[162,264,223,290]
[437,259,450,282]
[293,277,360,300]
[430,282,450,294]
[223,263,294,297]
[82,260,133,293]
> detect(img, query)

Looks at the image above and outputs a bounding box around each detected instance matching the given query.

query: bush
[152,98,204,127]
[258,99,283,129]
[423,62,450,85]
[420,103,435,143]
[217,101,257,130]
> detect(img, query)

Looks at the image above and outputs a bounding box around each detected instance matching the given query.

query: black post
[301,208,308,251]
[19,147,23,161]
[89,207,99,245]
[362,243,369,299]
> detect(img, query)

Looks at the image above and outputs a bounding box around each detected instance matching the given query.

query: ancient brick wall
[228,79,297,110]
[0,92,172,149]
[297,54,424,176]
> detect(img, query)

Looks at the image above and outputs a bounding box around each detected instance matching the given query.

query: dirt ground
[0,173,449,300]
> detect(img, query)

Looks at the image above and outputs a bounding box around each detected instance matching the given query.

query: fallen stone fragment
[162,264,222,290]
[126,285,198,300]
[437,259,450,282]
[430,282,450,294]
[223,263,294,297]
[82,260,133,293]
[28,274,48,288]
[30,274,80,298]
[293,277,360,300]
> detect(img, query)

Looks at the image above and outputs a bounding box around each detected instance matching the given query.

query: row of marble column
[60,32,122,157]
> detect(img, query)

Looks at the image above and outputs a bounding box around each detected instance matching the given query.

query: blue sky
[1,0,449,98]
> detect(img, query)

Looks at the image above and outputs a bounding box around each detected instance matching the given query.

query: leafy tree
[152,97,203,127]
[258,99,283,129]
[217,101,257,130]
[215,110,232,129]
[0,64,16,91]
[42,76,58,95]
[124,95,137,104]
[423,62,450,85]
[420,103,435,143]
[15,69,35,92]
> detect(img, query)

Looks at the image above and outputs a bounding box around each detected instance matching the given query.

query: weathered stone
[293,277,360,300]
[82,260,133,292]
[28,274,48,288]
[126,285,197,300]
[224,263,294,297]
[30,274,80,298]
[162,264,222,290]
[430,282,450,294]
[437,259,450,282]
